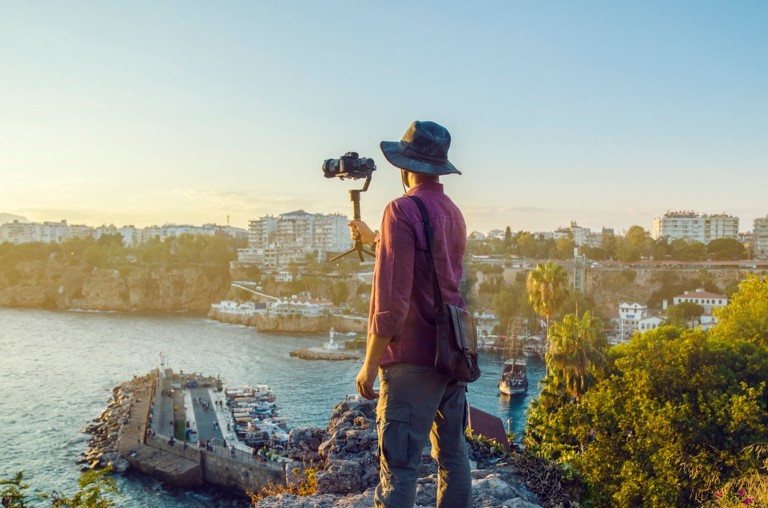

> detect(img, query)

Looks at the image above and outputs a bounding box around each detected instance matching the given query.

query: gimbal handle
[328,175,375,263]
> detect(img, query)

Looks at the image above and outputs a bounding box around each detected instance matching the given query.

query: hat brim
[380,141,461,176]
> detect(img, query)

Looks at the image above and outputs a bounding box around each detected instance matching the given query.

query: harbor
[83,362,288,494]
[0,308,543,507]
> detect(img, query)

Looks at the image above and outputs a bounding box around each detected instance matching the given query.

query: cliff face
[0,260,230,311]
[585,267,745,314]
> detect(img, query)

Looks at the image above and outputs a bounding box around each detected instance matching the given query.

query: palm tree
[546,311,607,404]
[526,261,569,337]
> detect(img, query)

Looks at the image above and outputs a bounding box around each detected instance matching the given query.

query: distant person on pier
[350,120,471,508]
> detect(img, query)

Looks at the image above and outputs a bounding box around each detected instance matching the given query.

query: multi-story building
[0,220,38,244]
[95,225,144,247]
[0,220,94,244]
[652,211,739,243]
[551,221,604,248]
[673,289,728,315]
[473,310,500,337]
[616,302,649,344]
[638,316,664,333]
[0,219,243,246]
[237,210,351,269]
[754,216,768,260]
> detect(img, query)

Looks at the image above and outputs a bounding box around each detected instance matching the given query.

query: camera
[322,152,376,180]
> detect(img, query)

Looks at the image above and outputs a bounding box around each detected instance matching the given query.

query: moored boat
[498,357,528,397]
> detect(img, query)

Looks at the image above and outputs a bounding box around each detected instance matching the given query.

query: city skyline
[2,2,767,235]
[1,208,763,238]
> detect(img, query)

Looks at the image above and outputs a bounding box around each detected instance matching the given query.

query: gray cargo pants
[375,363,472,508]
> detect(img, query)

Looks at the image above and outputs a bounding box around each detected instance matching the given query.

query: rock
[289,348,361,361]
[261,397,563,508]
[101,452,118,464]
[109,457,130,474]
[315,460,363,495]
[472,474,527,504]
[287,426,326,462]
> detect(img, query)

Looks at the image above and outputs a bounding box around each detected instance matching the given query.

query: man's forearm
[364,334,392,367]
[356,334,392,399]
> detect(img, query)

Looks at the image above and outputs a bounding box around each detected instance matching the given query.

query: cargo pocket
[377,400,411,469]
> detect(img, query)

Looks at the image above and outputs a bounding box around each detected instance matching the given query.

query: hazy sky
[2,1,766,235]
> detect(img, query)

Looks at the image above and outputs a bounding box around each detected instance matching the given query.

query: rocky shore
[82,376,582,507]
[207,307,368,335]
[288,347,362,361]
[79,374,154,474]
[255,398,583,508]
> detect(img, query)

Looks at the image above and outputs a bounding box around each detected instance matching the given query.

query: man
[350,120,471,508]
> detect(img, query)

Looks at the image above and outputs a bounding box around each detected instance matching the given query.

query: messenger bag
[408,195,481,383]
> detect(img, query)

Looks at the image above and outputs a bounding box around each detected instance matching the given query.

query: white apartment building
[1,219,244,246]
[549,222,605,248]
[0,221,37,244]
[673,289,728,315]
[473,311,500,337]
[0,220,93,244]
[95,225,144,247]
[143,223,219,241]
[616,302,649,344]
[754,216,768,260]
[237,210,351,269]
[652,211,739,243]
[638,316,665,333]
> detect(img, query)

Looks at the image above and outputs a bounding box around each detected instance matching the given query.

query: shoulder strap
[407,195,444,312]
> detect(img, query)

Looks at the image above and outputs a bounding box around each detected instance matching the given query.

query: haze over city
[2,1,766,235]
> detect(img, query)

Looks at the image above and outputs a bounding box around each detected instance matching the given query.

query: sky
[1,1,767,235]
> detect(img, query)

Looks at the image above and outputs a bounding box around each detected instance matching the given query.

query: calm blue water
[0,308,543,507]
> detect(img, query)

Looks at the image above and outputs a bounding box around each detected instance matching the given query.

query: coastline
[207,306,368,335]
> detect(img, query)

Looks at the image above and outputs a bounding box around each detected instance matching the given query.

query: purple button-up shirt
[368,182,467,367]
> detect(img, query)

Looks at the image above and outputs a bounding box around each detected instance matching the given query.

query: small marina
[84,360,292,495]
[1,309,544,507]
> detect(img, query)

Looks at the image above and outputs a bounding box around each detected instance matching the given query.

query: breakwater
[207,307,367,334]
[83,369,285,494]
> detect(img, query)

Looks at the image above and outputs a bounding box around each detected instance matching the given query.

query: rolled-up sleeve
[368,201,415,340]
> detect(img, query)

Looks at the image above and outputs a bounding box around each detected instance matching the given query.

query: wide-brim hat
[380,121,461,176]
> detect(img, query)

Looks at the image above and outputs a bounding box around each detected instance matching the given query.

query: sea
[0,307,544,507]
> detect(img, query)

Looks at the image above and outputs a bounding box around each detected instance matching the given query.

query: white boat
[523,336,545,360]
[498,357,528,397]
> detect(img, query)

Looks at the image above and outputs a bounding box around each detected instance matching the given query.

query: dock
[95,367,286,493]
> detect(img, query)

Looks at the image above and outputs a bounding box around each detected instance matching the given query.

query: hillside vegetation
[0,234,236,310]
[524,274,768,507]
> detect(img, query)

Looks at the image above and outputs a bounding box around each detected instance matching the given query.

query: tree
[665,301,704,328]
[1,471,29,508]
[601,233,618,261]
[492,286,519,331]
[625,225,652,253]
[711,274,768,347]
[2,468,121,508]
[615,225,653,262]
[707,238,746,261]
[526,261,569,336]
[555,237,575,260]
[46,467,121,507]
[524,278,768,507]
[330,281,349,307]
[526,324,768,506]
[670,239,706,261]
[516,231,537,258]
[651,237,670,261]
[546,312,607,404]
